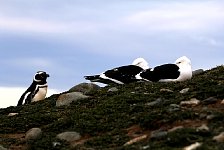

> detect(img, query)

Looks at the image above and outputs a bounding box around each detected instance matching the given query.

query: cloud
[1,1,223,39]
[0,16,64,34]
[2,57,53,69]
[0,0,223,89]
[0,15,100,36]
[122,1,224,32]
[190,36,221,47]
[0,87,60,108]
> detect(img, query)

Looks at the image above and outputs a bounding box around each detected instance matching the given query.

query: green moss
[0,66,224,149]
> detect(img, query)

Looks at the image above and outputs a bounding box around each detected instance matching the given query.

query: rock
[108,87,119,92]
[160,88,173,93]
[124,134,147,146]
[8,113,19,117]
[56,92,89,107]
[221,99,224,104]
[192,69,204,76]
[180,88,190,94]
[202,97,218,105]
[168,126,184,133]
[206,114,216,120]
[142,145,150,150]
[0,145,7,150]
[146,98,163,106]
[56,131,81,143]
[168,104,180,112]
[69,83,100,94]
[183,142,202,150]
[150,130,167,140]
[199,113,207,119]
[213,132,224,142]
[169,104,180,108]
[196,124,209,132]
[52,142,61,147]
[25,128,42,141]
[180,98,200,106]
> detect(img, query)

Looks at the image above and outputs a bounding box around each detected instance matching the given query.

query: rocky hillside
[0,66,224,150]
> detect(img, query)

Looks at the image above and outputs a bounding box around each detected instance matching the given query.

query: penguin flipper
[17,92,26,106]
[24,92,33,104]
[17,91,32,106]
[17,84,34,106]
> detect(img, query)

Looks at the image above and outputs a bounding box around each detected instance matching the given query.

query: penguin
[84,57,150,85]
[136,56,192,82]
[17,71,50,106]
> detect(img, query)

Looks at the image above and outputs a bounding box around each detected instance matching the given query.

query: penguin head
[33,71,50,83]
[132,57,150,70]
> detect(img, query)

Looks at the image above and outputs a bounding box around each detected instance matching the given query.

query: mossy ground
[0,66,224,150]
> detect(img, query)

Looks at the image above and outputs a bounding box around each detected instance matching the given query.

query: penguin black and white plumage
[17,71,50,106]
[136,56,192,82]
[84,57,150,85]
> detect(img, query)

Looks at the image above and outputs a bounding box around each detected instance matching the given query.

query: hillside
[0,66,224,150]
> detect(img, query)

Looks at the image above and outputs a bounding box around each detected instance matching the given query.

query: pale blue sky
[0,0,223,99]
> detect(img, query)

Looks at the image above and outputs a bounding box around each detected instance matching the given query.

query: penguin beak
[46,74,50,77]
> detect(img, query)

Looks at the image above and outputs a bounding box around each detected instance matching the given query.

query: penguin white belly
[32,86,48,102]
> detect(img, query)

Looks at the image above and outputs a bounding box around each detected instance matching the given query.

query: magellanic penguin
[17,71,50,106]
[136,56,192,82]
[84,57,150,85]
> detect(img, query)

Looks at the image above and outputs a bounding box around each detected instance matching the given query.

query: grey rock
[124,134,148,146]
[202,97,218,105]
[108,87,119,92]
[25,128,42,141]
[56,92,89,107]
[192,69,204,76]
[213,132,224,142]
[146,98,163,106]
[170,104,180,108]
[52,141,61,147]
[142,145,150,150]
[183,142,202,150]
[151,130,167,139]
[180,88,190,94]
[221,99,224,104]
[169,104,180,111]
[0,145,7,150]
[206,114,216,120]
[168,126,184,133]
[57,131,81,142]
[199,113,207,119]
[180,98,200,106]
[8,113,19,117]
[69,83,100,94]
[160,88,173,93]
[196,124,209,132]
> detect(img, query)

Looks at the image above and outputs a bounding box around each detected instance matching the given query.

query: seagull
[136,56,192,82]
[84,57,149,85]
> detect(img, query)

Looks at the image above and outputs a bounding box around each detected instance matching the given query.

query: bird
[17,71,50,106]
[136,56,192,82]
[84,57,150,85]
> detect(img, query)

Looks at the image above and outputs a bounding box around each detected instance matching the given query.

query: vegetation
[0,66,224,149]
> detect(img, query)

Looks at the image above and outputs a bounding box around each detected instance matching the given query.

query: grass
[0,66,224,149]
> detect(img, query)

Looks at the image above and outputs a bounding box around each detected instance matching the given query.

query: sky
[0,0,224,108]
